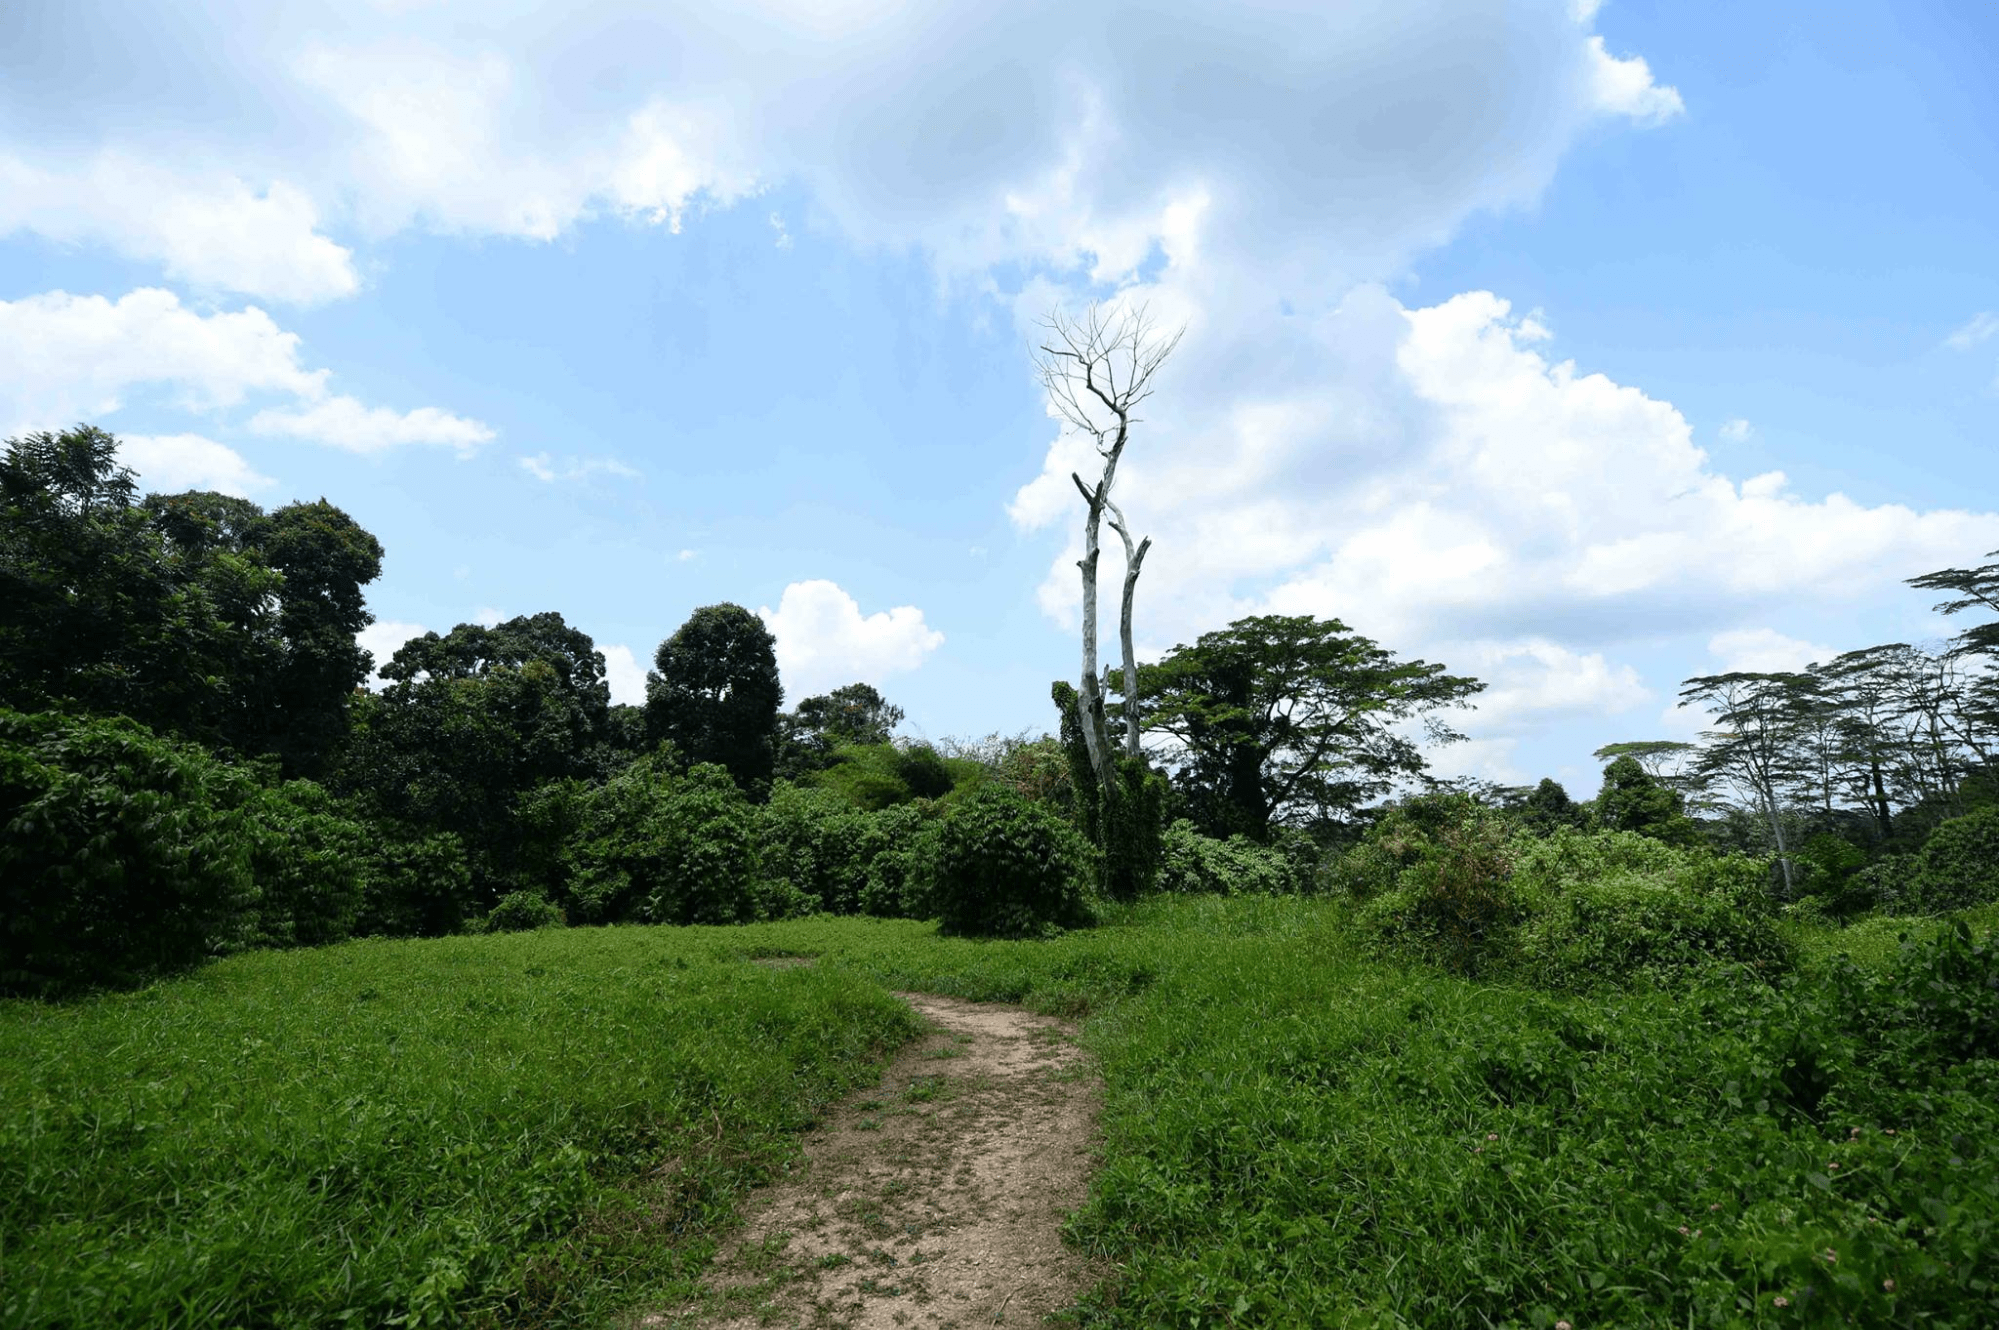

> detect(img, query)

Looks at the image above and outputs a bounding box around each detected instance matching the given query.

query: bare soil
[643,987,1106,1330]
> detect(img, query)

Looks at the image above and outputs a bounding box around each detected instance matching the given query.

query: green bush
[1355,797,1518,976]
[930,783,1094,937]
[1518,871,1793,989]
[758,782,871,914]
[0,709,258,994]
[857,802,940,919]
[894,743,954,800]
[242,780,367,949]
[351,827,475,938]
[1908,805,1999,913]
[563,757,767,925]
[483,889,565,932]
[1158,820,1301,895]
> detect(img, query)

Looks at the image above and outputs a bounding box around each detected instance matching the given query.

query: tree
[1680,671,1810,893]
[1033,302,1182,781]
[1520,777,1583,836]
[1594,755,1699,846]
[777,682,904,777]
[1139,614,1484,841]
[1908,549,1999,659]
[1590,740,1698,792]
[646,603,783,795]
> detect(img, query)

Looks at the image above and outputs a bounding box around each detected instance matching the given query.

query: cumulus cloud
[1459,638,1652,730]
[518,452,641,482]
[116,433,274,498]
[0,286,493,454]
[600,643,649,706]
[757,579,944,697]
[0,153,359,304]
[357,618,429,684]
[0,288,325,434]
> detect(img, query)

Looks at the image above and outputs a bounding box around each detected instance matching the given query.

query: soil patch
[646,992,1105,1329]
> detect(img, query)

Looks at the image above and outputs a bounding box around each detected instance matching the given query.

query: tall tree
[1033,302,1182,782]
[1680,671,1811,893]
[1138,614,1484,840]
[646,603,783,794]
[1908,549,1999,658]
[775,683,905,779]
[1594,755,1699,845]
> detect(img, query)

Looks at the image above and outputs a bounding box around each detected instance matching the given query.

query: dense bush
[857,802,941,918]
[1907,805,1999,913]
[1517,870,1792,989]
[562,757,768,925]
[242,780,368,949]
[350,827,475,938]
[1354,797,1518,975]
[1,709,258,994]
[758,782,872,914]
[483,889,565,932]
[1158,819,1306,895]
[930,783,1094,937]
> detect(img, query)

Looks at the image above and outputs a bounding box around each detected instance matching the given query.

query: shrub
[484,889,565,932]
[804,743,915,811]
[563,758,766,925]
[1517,872,1793,990]
[1907,805,1999,913]
[242,781,367,949]
[930,783,1094,937]
[351,828,475,938]
[857,802,941,918]
[757,783,871,914]
[0,709,258,994]
[1355,798,1518,976]
[1158,820,1300,896]
[894,743,955,800]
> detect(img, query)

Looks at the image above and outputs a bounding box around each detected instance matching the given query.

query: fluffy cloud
[0,288,325,434]
[599,643,650,707]
[116,434,274,498]
[0,286,492,452]
[250,395,494,455]
[757,579,944,698]
[0,153,358,304]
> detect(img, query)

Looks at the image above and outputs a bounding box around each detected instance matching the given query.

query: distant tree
[1520,777,1584,836]
[777,682,904,777]
[1138,614,1484,841]
[1595,755,1699,846]
[646,603,782,795]
[0,426,382,774]
[1681,671,1811,893]
[1590,740,1698,791]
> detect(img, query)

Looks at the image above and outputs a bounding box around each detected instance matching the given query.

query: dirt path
[646,989,1106,1330]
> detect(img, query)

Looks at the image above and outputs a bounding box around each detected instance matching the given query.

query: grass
[5,896,1996,1328]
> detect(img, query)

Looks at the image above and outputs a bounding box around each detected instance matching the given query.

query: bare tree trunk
[1073,477,1110,786]
[1107,500,1150,761]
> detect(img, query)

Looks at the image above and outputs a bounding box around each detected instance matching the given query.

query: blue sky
[3,0,1995,794]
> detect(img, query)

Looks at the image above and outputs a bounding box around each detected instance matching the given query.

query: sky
[3,0,1995,793]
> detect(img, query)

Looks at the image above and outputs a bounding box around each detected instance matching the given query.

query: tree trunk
[1073,479,1113,790]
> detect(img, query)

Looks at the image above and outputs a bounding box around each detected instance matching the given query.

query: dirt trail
[647,986,1106,1330]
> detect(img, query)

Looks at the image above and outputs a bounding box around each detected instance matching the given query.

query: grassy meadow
[5,898,1998,1328]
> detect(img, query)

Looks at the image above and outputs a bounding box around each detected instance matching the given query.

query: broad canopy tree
[1133,613,1484,841]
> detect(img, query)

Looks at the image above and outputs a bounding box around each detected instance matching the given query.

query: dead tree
[1033,302,1183,787]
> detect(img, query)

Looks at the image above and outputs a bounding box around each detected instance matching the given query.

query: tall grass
[0,927,919,1328]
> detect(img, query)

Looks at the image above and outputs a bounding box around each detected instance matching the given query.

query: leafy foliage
[930,783,1094,937]
[645,604,782,796]
[0,709,257,994]
[1135,613,1484,840]
[1158,819,1308,896]
[1906,804,1999,913]
[562,756,770,926]
[484,889,565,932]
[1595,754,1701,845]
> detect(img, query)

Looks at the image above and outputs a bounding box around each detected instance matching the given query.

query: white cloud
[1944,311,1999,351]
[0,288,325,434]
[600,643,649,706]
[518,452,641,482]
[250,395,495,455]
[676,549,699,562]
[473,607,506,628]
[357,618,429,684]
[1584,35,1685,125]
[1719,417,1754,442]
[769,212,793,250]
[1705,627,1836,675]
[757,579,944,697]
[1460,637,1652,730]
[116,433,274,498]
[0,153,358,305]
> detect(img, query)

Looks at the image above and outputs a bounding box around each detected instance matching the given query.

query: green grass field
[5,899,1996,1328]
